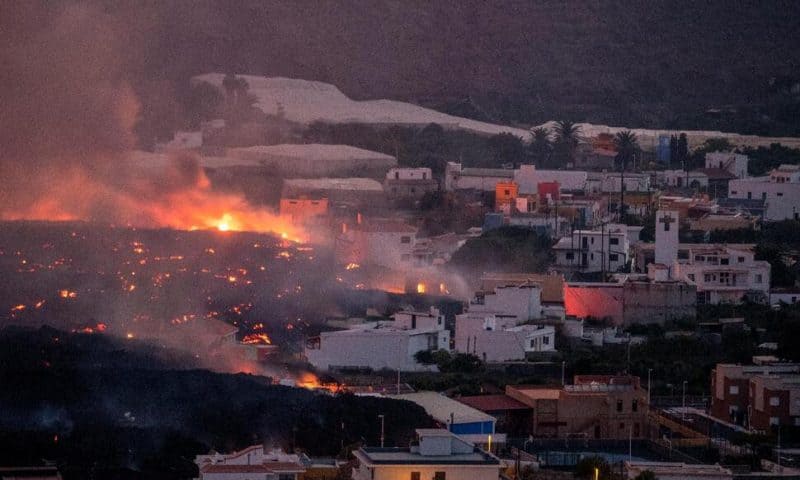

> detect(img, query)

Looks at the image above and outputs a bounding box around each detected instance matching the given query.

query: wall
[622,281,697,325]
[564,283,624,324]
[357,464,500,480]
[729,178,800,221]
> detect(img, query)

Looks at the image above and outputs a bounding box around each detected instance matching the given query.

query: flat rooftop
[390,391,496,424]
[356,448,498,465]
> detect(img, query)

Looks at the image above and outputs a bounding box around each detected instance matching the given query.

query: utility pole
[682,381,688,422]
[561,361,566,386]
[378,414,385,447]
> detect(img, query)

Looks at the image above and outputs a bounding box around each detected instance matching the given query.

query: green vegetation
[447,226,554,274]
[413,350,484,373]
[574,456,612,479]
[709,220,800,288]
[743,143,800,176]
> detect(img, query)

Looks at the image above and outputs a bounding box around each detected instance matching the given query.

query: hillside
[0,326,432,479]
[124,0,800,135]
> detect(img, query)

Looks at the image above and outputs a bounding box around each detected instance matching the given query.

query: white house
[352,429,502,480]
[706,151,749,179]
[194,445,305,480]
[454,285,556,362]
[552,224,631,273]
[600,172,651,193]
[514,164,588,193]
[650,210,771,304]
[660,169,710,189]
[335,219,418,268]
[305,308,450,372]
[729,164,800,221]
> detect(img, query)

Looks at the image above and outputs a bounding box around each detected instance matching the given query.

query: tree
[552,120,581,167]
[634,470,657,480]
[676,133,689,167]
[574,456,612,479]
[528,127,552,166]
[183,81,223,128]
[487,132,526,167]
[669,134,679,167]
[613,130,640,171]
[411,123,450,173]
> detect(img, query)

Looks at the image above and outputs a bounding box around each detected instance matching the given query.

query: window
[632,399,638,412]
[530,339,536,348]
[617,400,623,412]
[695,255,704,262]
[619,422,625,430]
[395,172,400,179]
[543,336,550,345]
[755,274,763,284]
[411,473,421,480]
[565,252,575,260]
[731,190,738,195]
[591,237,595,244]
[278,475,295,480]
[738,257,745,263]
[610,238,619,245]
[422,172,427,180]
[778,192,784,197]
[770,417,780,426]
[400,236,411,244]
[688,274,695,281]
[770,396,781,407]
[762,192,767,200]
[610,254,619,262]
[730,385,739,395]
[434,472,446,480]
[664,221,670,232]
[748,192,752,199]
[721,258,729,265]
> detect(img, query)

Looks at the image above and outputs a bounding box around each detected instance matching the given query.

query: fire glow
[1,156,308,243]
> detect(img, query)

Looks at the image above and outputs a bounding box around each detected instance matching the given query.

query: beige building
[506,375,648,439]
[352,429,502,480]
[624,461,732,480]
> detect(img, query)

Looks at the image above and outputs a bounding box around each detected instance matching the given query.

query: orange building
[495,181,519,211]
[279,196,329,224]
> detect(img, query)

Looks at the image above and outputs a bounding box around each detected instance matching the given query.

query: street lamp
[378,414,385,448]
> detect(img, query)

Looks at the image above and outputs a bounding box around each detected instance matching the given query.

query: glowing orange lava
[241,333,272,345]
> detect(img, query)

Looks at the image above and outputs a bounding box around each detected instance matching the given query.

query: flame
[345,263,360,270]
[0,157,309,243]
[417,282,427,294]
[295,372,340,393]
[241,333,272,345]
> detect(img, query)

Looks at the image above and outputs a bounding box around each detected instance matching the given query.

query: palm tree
[528,127,552,167]
[613,130,640,222]
[613,130,640,171]
[552,120,581,167]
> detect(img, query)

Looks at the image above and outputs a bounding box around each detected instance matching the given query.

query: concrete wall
[622,281,697,325]
[564,283,624,324]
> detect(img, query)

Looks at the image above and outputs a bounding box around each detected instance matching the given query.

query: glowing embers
[241,333,272,345]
